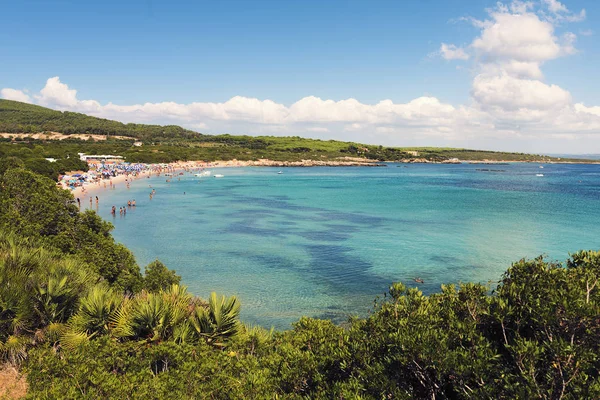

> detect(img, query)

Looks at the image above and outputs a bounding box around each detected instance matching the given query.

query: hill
[0,99,199,140]
[0,99,593,165]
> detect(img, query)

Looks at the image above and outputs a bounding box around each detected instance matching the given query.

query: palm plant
[112,285,193,343]
[190,292,241,346]
[61,285,123,349]
[0,335,28,365]
[240,323,274,355]
[0,232,97,354]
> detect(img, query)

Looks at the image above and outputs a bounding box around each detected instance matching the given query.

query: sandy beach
[63,158,382,200]
[64,155,600,204]
[69,173,129,198]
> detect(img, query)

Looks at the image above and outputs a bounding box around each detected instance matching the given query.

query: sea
[94,163,600,329]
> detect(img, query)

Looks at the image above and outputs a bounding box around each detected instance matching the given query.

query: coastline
[64,156,600,201]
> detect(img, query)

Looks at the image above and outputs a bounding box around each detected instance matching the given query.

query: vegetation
[1,102,600,398]
[0,99,198,140]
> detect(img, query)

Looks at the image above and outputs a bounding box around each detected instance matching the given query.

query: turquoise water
[94,163,600,329]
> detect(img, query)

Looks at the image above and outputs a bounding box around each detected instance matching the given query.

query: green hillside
[0,99,592,166]
[0,99,200,139]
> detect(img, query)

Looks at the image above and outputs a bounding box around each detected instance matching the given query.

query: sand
[0,366,27,399]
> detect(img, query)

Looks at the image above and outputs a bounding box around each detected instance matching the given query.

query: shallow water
[94,163,600,329]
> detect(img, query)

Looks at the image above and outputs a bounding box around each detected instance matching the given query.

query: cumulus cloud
[472,73,571,110]
[471,12,561,63]
[1,88,31,103]
[543,0,568,14]
[2,1,600,153]
[439,43,470,60]
[35,76,81,108]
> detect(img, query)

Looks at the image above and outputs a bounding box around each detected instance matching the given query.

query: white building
[78,153,124,162]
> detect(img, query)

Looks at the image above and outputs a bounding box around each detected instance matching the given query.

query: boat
[539,166,544,168]
[277,171,283,174]
[536,174,544,177]
[194,170,212,177]
[214,174,224,178]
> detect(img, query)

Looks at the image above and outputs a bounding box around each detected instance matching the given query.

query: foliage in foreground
[1,163,599,398]
[14,251,600,399]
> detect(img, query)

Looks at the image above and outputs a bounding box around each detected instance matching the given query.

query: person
[95,196,99,205]
[119,207,123,215]
[132,199,136,206]
[76,198,81,208]
[89,197,92,207]
[127,200,131,207]
[123,207,126,215]
[183,191,186,195]
[111,205,116,215]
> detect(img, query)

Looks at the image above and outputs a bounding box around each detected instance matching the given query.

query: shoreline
[63,157,600,201]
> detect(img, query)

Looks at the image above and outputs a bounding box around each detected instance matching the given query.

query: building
[78,153,124,162]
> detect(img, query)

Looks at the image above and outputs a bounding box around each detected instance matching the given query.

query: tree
[0,168,143,292]
[144,260,181,293]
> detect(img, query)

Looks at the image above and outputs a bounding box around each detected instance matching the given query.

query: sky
[2,0,600,153]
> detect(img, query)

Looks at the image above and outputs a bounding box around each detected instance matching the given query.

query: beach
[62,159,384,201]
[63,156,600,205]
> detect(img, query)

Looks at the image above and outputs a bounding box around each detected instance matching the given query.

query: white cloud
[541,0,586,22]
[579,29,593,36]
[1,88,31,103]
[471,12,561,63]
[472,73,571,110]
[440,43,470,60]
[575,103,600,117]
[542,0,568,14]
[35,76,81,108]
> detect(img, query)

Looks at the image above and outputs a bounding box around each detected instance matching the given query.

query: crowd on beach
[61,159,216,218]
[63,157,360,217]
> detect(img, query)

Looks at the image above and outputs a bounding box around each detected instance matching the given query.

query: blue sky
[2,0,600,153]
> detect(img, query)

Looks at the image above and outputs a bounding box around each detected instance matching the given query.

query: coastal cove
[95,163,600,329]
